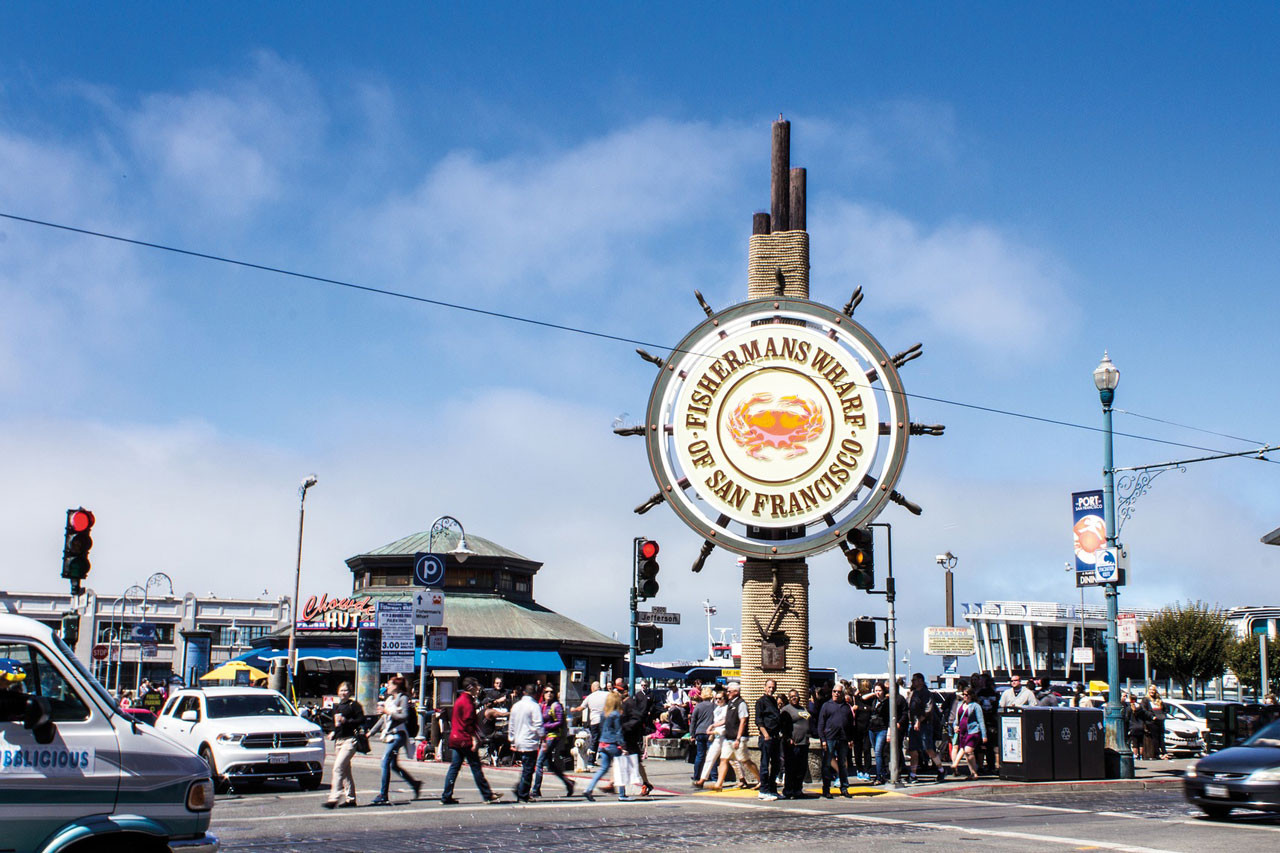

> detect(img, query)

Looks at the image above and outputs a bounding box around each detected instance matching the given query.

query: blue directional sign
[413,552,446,587]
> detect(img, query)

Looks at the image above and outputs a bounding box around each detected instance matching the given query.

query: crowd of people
[317,670,1216,809]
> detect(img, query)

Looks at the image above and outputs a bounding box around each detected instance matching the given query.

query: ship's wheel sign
[636,295,935,560]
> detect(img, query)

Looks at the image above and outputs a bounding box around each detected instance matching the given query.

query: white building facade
[0,588,289,691]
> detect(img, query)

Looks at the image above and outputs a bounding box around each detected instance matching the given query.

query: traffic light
[60,612,81,648]
[61,508,95,594]
[636,538,660,599]
[637,624,664,655]
[850,617,878,648]
[845,527,874,590]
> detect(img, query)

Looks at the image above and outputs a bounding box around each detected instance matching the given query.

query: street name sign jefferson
[636,606,682,625]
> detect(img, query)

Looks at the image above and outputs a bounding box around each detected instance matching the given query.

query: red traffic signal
[62,507,96,589]
[636,538,660,599]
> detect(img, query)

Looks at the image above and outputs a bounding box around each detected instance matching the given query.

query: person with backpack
[948,686,987,780]
[368,676,422,805]
[441,678,504,805]
[622,687,654,796]
[509,685,545,803]
[321,681,364,809]
[976,674,1001,774]
[907,673,946,784]
[863,681,894,785]
[531,685,575,798]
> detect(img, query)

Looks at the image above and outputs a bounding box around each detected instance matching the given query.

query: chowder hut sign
[296,594,376,631]
[645,297,910,559]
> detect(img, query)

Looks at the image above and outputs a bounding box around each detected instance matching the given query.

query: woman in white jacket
[369,676,422,805]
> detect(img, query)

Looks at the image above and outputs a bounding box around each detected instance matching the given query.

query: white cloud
[123,52,326,220]
[346,118,756,300]
[812,201,1078,357]
[0,130,149,393]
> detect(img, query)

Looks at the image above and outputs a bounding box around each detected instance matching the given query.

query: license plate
[268,752,290,764]
[1205,784,1229,798]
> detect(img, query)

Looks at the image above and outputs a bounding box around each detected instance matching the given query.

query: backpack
[547,701,567,736]
[405,701,420,739]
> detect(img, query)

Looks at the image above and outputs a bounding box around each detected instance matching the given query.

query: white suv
[157,687,325,793]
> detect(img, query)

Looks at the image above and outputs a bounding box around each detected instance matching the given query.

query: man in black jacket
[852,683,872,778]
[755,679,782,800]
[816,685,855,797]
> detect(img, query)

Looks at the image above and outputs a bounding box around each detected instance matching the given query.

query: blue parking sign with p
[414,552,446,587]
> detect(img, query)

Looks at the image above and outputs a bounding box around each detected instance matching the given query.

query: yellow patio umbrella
[1086,680,1109,694]
[200,661,269,682]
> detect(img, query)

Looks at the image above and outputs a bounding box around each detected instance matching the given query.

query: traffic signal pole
[629,537,640,694]
[869,522,902,787]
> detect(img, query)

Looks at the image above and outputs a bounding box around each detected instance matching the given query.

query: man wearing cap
[816,685,854,797]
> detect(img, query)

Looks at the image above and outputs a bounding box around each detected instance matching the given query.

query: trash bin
[999,707,1054,782]
[1052,708,1080,780]
[1205,703,1237,752]
[1235,704,1280,745]
[1078,707,1104,779]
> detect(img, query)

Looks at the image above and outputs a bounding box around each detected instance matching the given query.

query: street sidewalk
[630,752,1192,798]
[353,750,1191,800]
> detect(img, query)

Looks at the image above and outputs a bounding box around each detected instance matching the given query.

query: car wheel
[299,772,323,791]
[1199,804,1233,820]
[198,745,230,795]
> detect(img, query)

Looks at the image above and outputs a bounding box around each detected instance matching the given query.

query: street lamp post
[417,515,474,738]
[285,475,318,701]
[136,572,173,691]
[110,585,144,696]
[936,552,957,627]
[1094,351,1133,779]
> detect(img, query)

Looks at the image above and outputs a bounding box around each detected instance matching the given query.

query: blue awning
[234,647,563,673]
[635,663,688,682]
[232,648,356,667]
[415,648,564,673]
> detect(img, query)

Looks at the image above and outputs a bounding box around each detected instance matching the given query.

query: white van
[0,613,218,853]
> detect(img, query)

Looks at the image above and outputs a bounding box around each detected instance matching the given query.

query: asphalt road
[208,752,1280,852]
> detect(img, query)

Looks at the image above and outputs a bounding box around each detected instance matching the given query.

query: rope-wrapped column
[740,118,812,714]
[740,560,810,708]
[747,231,810,299]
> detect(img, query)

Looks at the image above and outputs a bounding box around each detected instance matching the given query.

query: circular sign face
[645,297,910,559]
[414,553,446,587]
[1095,549,1117,581]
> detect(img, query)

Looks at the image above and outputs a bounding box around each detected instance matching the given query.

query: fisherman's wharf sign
[645,298,910,559]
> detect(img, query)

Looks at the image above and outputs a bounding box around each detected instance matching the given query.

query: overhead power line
[2,210,1274,464]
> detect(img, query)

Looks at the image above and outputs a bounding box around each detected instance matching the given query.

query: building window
[196,624,273,647]
[96,622,175,644]
[1007,625,1030,671]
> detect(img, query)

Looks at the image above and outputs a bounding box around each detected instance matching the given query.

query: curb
[909,776,1184,797]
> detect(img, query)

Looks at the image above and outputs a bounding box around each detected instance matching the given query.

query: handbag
[353,731,371,754]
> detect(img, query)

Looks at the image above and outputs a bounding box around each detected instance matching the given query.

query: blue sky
[2,5,1277,672]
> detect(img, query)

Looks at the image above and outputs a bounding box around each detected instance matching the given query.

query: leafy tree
[1224,635,1280,698]
[1139,601,1234,697]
